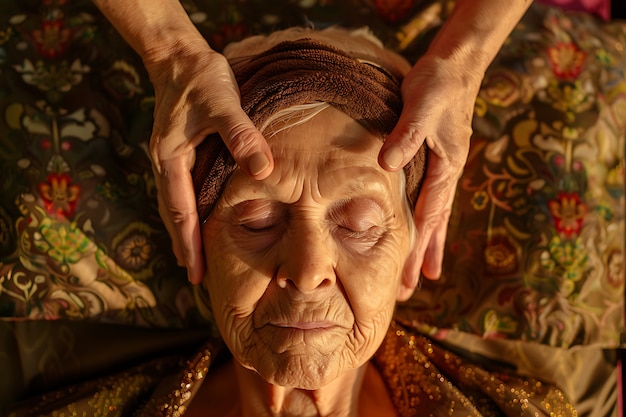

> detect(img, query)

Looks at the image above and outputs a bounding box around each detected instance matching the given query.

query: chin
[255,351,345,390]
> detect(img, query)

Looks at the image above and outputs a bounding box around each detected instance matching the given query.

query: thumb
[217,109,274,179]
[378,102,429,172]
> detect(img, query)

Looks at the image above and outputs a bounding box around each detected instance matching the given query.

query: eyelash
[241,223,277,233]
[240,216,282,232]
[334,224,385,243]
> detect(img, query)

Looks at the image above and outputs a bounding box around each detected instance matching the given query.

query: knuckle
[159,201,194,225]
[417,207,450,233]
[401,123,426,149]
[149,135,163,163]
[226,123,262,156]
[414,179,457,231]
[428,135,470,172]
[149,132,196,171]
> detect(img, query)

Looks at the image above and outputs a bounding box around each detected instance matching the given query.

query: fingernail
[382,147,404,169]
[187,267,201,285]
[248,152,270,176]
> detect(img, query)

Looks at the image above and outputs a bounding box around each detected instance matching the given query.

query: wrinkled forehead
[219,107,406,206]
[192,37,426,223]
[263,104,384,155]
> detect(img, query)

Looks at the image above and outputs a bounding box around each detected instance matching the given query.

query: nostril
[317,277,332,288]
[275,275,333,292]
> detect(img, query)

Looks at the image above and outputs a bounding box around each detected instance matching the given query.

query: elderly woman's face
[202,107,413,390]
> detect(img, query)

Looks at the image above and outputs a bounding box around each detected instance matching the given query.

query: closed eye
[335,224,384,240]
[240,217,282,232]
[329,198,388,252]
[231,200,287,250]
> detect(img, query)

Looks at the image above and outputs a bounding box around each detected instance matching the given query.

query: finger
[378,113,427,172]
[156,157,206,284]
[156,187,185,267]
[218,109,275,180]
[419,184,457,279]
[410,157,459,279]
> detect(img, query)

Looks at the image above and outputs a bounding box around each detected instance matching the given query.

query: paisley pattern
[0,0,624,414]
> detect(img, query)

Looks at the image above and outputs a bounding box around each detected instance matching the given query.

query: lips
[257,320,351,355]
[252,296,356,347]
[253,301,354,332]
[269,321,340,330]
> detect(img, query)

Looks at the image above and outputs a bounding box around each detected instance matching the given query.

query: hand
[145,39,274,284]
[379,54,481,281]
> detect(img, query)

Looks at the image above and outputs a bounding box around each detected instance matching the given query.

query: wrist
[416,47,486,94]
[141,30,211,71]
[424,0,530,75]
[94,0,211,64]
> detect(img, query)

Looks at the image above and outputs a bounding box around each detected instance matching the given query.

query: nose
[277,221,336,293]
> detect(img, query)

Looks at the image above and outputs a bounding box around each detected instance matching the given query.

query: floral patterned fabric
[0,1,194,327]
[0,0,445,329]
[0,0,624,415]
[399,4,626,352]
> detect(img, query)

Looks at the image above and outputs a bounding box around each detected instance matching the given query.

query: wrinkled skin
[146,39,274,284]
[201,107,418,415]
[380,54,478,281]
[95,0,531,287]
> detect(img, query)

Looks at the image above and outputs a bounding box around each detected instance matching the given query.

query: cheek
[335,254,400,363]
[338,254,399,318]
[202,222,272,330]
[203,234,277,369]
[341,263,399,318]
[338,233,407,323]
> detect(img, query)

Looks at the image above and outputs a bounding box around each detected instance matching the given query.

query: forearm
[92,0,208,62]
[427,0,532,74]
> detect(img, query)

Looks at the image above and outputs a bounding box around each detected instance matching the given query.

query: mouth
[269,321,340,330]
[256,320,351,354]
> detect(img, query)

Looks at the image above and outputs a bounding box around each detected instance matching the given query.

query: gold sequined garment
[7,321,578,416]
[141,321,578,417]
[373,322,577,416]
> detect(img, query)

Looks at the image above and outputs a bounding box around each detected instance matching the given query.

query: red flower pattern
[209,23,249,52]
[38,173,80,218]
[548,192,587,237]
[32,20,71,59]
[547,42,586,80]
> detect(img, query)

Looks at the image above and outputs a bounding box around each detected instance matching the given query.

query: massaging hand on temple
[94,0,531,284]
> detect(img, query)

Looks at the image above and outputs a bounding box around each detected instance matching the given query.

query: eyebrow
[224,167,395,208]
[339,172,393,200]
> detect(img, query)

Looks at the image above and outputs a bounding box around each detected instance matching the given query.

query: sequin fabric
[137,321,578,416]
[154,348,212,417]
[4,322,580,416]
[373,322,578,416]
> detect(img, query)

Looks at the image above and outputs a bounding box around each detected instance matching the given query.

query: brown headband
[192,38,427,223]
